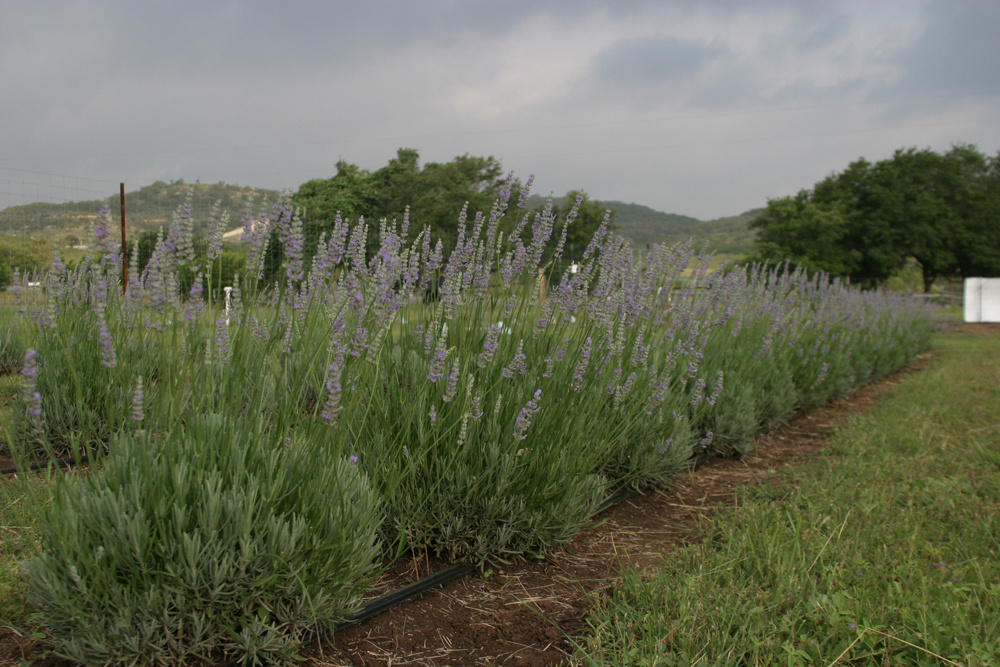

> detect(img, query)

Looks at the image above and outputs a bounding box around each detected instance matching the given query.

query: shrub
[24,413,381,666]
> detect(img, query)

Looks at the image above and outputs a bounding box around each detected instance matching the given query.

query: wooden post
[120,183,127,294]
[538,267,546,302]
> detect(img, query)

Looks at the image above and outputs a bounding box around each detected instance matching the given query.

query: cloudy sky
[2,0,999,220]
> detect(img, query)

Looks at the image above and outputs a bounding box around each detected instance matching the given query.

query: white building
[964,278,1000,323]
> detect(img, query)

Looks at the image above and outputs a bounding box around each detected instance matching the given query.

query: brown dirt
[949,322,1000,334]
[0,353,937,667]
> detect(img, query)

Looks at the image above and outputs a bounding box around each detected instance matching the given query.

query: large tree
[751,144,1000,291]
[294,149,506,257]
[291,150,615,280]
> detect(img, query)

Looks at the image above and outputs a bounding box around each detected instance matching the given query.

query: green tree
[945,145,1000,280]
[750,193,859,278]
[295,160,379,254]
[750,145,1000,290]
[294,149,508,260]
[870,148,959,292]
[0,238,51,290]
[812,158,910,287]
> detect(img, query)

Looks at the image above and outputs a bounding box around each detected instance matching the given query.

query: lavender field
[1,175,933,665]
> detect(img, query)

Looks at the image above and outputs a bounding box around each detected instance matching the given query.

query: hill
[601,201,762,255]
[2,182,762,258]
[0,180,281,241]
[525,194,760,256]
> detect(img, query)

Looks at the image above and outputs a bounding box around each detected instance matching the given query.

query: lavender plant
[24,413,380,666]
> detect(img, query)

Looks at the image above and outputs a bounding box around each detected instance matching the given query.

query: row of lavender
[4,178,932,665]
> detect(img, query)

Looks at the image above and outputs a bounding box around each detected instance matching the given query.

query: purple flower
[690,377,707,406]
[443,360,460,402]
[502,339,528,379]
[812,362,829,388]
[349,455,358,467]
[427,337,448,383]
[207,202,227,262]
[131,376,145,424]
[478,324,501,368]
[21,349,43,423]
[97,313,117,369]
[214,316,230,363]
[707,371,724,405]
[29,393,42,418]
[21,348,37,379]
[279,203,306,282]
[572,337,592,392]
[321,358,345,426]
[517,174,535,209]
[514,390,542,441]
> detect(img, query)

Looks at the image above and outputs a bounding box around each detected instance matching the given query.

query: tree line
[750,144,1000,291]
[289,148,612,283]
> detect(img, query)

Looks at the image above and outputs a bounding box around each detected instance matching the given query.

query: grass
[0,475,48,626]
[0,371,49,627]
[572,329,1000,667]
[0,373,18,452]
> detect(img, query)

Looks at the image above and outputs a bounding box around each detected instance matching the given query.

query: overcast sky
[2,0,999,220]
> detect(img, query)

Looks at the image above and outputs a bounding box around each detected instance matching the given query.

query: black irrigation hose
[337,563,475,631]
[0,455,88,476]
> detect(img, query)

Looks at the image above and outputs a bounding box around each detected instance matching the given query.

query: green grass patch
[1,373,48,627]
[573,331,1000,667]
[0,372,21,456]
[0,475,49,625]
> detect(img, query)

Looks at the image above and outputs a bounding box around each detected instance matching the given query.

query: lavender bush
[25,413,380,666]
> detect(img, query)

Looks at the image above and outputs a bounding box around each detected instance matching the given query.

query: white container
[964,278,1000,323]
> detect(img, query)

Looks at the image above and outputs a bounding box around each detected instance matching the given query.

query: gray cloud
[1,0,998,221]
[888,1,1000,98]
[594,34,730,87]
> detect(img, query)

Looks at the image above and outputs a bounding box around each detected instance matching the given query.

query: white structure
[964,278,1000,322]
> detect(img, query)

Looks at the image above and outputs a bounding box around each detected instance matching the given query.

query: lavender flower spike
[514,390,542,441]
[131,376,145,424]
[322,357,345,426]
[443,360,460,402]
[21,349,43,419]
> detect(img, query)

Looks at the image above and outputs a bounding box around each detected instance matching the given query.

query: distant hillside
[601,201,762,255]
[2,182,763,257]
[525,193,761,256]
[0,180,281,240]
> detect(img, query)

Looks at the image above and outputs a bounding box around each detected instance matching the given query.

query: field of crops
[0,177,933,665]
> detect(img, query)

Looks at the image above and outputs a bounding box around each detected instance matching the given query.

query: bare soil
[949,322,1000,334]
[0,353,937,667]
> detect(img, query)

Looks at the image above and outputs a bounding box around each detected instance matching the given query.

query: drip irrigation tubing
[333,563,475,632]
[0,455,88,476]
